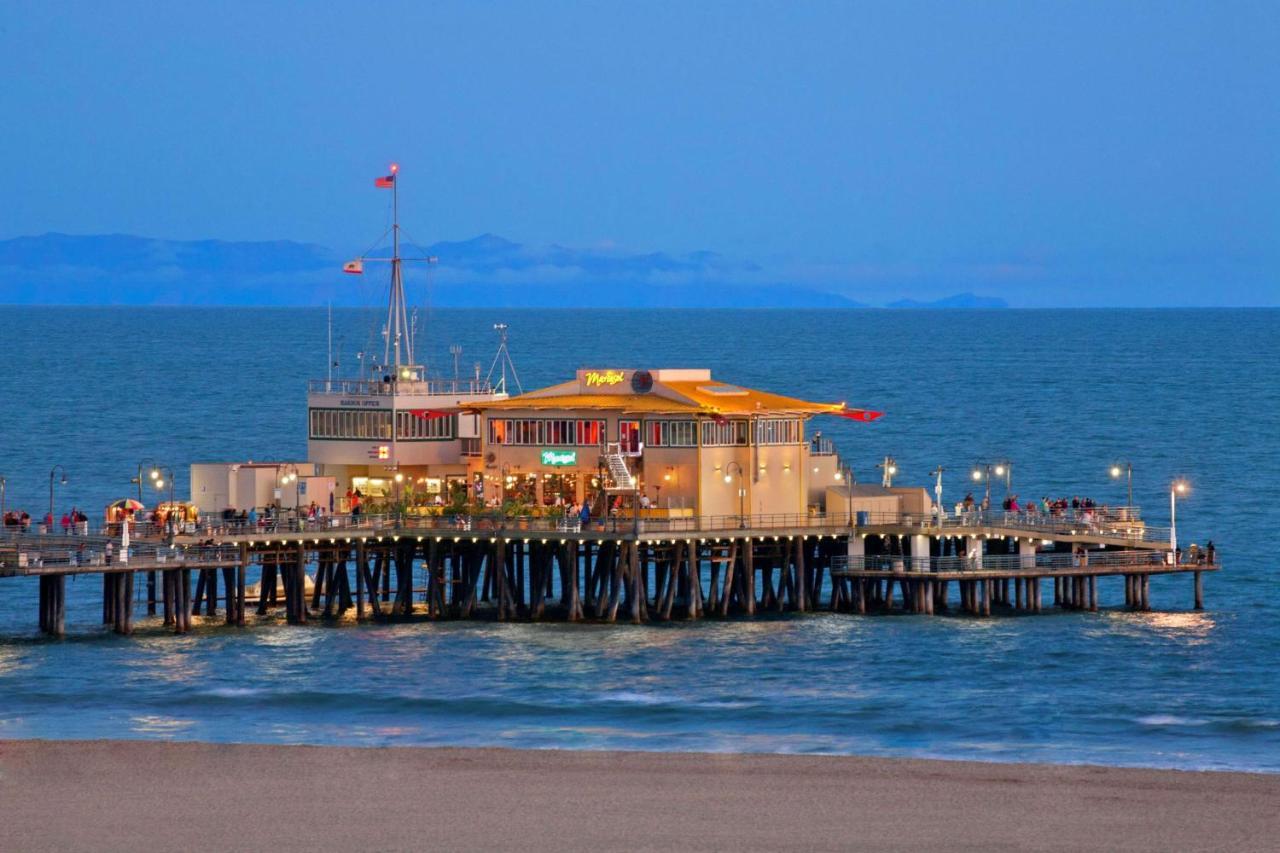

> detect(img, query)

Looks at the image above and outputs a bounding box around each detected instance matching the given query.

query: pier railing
[308,378,497,397]
[831,550,1205,575]
[849,509,1168,544]
[4,505,1168,545]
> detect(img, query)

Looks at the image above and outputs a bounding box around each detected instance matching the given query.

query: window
[395,411,455,440]
[619,420,641,454]
[701,420,749,446]
[577,419,605,446]
[647,420,697,447]
[755,418,801,445]
[308,408,412,440]
[487,418,606,446]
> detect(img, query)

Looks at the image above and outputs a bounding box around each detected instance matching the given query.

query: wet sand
[0,740,1275,851]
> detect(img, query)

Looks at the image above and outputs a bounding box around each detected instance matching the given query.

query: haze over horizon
[2,1,1277,307]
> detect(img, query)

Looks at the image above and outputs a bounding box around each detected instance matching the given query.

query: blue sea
[0,307,1277,772]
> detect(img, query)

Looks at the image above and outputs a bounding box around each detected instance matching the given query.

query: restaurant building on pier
[468,368,868,517]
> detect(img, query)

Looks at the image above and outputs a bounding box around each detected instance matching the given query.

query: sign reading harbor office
[540,449,577,466]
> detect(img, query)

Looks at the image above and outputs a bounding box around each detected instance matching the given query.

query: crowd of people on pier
[956,492,1131,526]
[3,508,91,534]
[2,511,32,530]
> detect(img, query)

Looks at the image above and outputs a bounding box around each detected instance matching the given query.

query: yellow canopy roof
[471,381,846,417]
[661,381,845,415]
[472,394,704,414]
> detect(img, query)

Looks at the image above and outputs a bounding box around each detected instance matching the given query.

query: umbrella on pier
[107,498,145,512]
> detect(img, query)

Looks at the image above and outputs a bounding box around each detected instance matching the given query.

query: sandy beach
[0,740,1274,851]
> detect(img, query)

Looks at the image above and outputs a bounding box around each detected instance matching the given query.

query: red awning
[829,408,884,422]
[408,409,452,420]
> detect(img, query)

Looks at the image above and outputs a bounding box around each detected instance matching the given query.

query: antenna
[485,322,523,396]
[928,466,945,518]
[450,344,463,386]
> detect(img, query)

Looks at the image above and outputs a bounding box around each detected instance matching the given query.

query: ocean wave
[1136,714,1211,727]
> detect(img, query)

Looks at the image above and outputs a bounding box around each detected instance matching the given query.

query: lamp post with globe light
[1171,479,1189,561]
[1110,462,1134,510]
[727,458,747,525]
[48,465,68,527]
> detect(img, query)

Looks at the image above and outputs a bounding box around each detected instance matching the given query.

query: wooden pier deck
[0,511,1217,637]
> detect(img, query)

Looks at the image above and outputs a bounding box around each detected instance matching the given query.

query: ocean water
[0,306,1277,771]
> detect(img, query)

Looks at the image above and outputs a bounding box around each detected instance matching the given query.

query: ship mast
[383,163,414,369]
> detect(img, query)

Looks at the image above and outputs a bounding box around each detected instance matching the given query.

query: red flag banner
[408,409,451,420]
[832,408,884,422]
[375,174,396,188]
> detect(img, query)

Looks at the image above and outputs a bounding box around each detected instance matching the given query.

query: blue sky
[2,1,1276,306]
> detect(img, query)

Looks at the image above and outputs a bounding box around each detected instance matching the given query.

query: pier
[0,508,1218,637]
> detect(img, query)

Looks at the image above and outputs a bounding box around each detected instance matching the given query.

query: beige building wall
[479,408,819,518]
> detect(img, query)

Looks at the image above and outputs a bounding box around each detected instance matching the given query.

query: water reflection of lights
[1105,609,1218,645]
[0,646,30,677]
[131,647,210,686]
[129,714,195,736]
[1143,611,1217,641]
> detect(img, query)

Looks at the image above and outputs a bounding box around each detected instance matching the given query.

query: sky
[1,1,1277,306]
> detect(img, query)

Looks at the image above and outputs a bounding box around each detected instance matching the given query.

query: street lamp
[724,461,746,527]
[832,463,855,525]
[992,461,1012,494]
[929,466,945,527]
[0,474,6,520]
[48,464,68,525]
[275,463,299,510]
[972,460,1011,505]
[971,464,990,505]
[1170,478,1189,561]
[151,466,176,534]
[1110,462,1134,509]
[152,466,175,503]
[877,456,898,488]
[131,461,161,504]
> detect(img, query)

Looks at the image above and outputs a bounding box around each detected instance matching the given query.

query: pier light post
[1110,462,1134,510]
[393,469,406,519]
[152,465,176,508]
[274,463,299,512]
[971,465,990,506]
[929,467,945,529]
[993,461,1012,494]
[724,461,746,528]
[48,465,68,526]
[834,465,855,526]
[1170,479,1189,562]
[131,461,161,505]
[878,456,898,489]
[0,474,6,519]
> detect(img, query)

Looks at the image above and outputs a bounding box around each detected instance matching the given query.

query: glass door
[618,420,642,455]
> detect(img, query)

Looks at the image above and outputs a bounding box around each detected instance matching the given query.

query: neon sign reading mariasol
[584,370,625,387]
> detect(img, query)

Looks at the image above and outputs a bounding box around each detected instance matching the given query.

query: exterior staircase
[602,444,636,492]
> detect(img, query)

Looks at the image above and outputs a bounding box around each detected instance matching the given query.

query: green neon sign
[541,449,578,466]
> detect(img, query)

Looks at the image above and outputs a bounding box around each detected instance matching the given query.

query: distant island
[887,293,1009,309]
[0,232,1005,309]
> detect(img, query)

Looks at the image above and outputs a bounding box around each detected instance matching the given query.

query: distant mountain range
[0,232,1006,309]
[887,293,1008,309]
